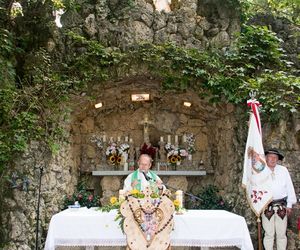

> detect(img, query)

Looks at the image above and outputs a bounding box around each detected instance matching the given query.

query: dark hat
[265,148,284,160]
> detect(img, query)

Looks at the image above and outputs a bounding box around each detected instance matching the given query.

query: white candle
[110,137,113,142]
[176,190,183,208]
[119,189,125,201]
[124,162,128,171]
[125,136,128,142]
[102,134,106,142]
[160,136,164,142]
[167,135,171,143]
[117,136,121,142]
[182,134,186,143]
[175,135,178,143]
[129,138,133,143]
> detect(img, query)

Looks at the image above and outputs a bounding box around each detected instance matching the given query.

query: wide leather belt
[269,197,287,206]
[264,197,287,220]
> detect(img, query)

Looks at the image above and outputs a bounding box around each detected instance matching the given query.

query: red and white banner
[242,99,272,216]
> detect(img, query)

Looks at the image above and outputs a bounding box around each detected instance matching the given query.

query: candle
[117,136,121,142]
[160,136,164,142]
[125,136,128,142]
[102,134,106,142]
[182,134,186,143]
[129,138,133,143]
[175,190,183,208]
[119,189,125,201]
[110,137,113,142]
[167,135,171,143]
[124,162,128,171]
[175,135,178,143]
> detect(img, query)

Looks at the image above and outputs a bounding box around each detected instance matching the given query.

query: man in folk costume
[262,148,297,250]
[123,154,164,192]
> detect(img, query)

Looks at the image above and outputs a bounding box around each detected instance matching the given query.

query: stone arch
[69,74,240,203]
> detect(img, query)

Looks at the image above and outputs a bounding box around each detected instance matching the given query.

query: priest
[123,154,164,192]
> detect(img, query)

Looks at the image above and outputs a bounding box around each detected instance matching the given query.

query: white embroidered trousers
[262,207,287,250]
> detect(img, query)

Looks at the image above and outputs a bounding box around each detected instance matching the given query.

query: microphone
[141,170,151,181]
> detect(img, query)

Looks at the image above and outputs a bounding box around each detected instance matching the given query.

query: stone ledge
[92,170,207,176]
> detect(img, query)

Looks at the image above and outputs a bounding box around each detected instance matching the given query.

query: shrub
[63,181,100,209]
[186,184,231,211]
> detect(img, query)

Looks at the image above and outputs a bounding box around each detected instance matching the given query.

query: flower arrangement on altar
[105,142,130,165]
[164,143,188,165]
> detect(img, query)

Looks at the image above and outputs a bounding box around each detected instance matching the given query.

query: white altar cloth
[44,208,253,250]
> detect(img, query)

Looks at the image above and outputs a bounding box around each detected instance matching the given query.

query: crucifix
[139,114,154,144]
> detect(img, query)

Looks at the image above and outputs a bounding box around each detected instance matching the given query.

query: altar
[44,208,253,250]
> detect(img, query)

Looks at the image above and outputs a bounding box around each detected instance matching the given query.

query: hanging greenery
[1,23,299,177]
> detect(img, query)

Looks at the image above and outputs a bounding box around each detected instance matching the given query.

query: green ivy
[64,25,299,116]
[1,23,299,176]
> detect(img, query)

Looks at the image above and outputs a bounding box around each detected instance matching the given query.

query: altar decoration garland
[98,188,178,245]
[120,187,175,249]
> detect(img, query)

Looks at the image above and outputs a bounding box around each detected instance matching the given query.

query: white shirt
[267,164,297,208]
[123,170,163,192]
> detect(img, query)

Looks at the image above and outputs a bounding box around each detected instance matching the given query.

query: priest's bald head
[138,154,153,172]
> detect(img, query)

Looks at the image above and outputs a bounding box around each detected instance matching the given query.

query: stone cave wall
[51,0,240,54]
[2,134,79,249]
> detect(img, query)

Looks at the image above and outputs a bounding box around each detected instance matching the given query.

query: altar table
[44,208,253,250]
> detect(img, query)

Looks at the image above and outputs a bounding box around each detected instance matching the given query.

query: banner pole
[257,216,263,250]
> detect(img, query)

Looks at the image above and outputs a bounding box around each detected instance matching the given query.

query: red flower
[78,194,83,200]
[140,143,157,160]
[88,195,93,201]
